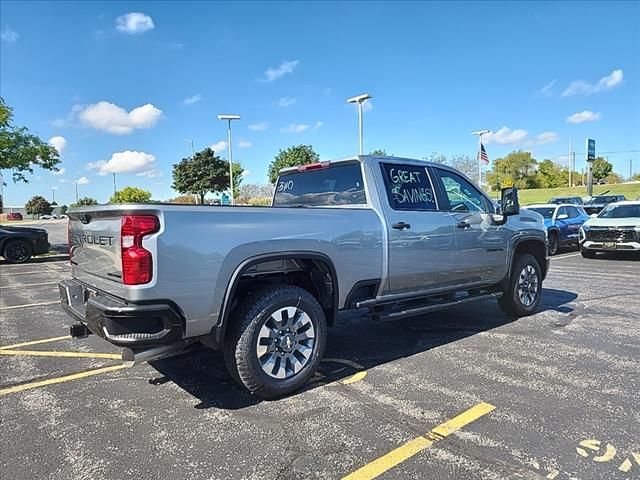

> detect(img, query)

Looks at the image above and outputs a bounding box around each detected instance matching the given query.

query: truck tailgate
[68,210,125,297]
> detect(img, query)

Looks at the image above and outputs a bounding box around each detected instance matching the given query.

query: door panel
[378,162,458,293]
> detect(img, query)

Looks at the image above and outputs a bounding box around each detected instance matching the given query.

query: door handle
[392,222,411,230]
[456,221,471,229]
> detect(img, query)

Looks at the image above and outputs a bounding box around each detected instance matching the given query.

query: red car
[6,212,23,221]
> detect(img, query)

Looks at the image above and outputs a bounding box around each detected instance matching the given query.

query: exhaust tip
[121,348,136,368]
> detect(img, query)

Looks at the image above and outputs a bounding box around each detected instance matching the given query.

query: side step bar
[375,291,503,322]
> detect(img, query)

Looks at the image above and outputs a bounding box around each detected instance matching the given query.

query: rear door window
[273,162,366,207]
[379,163,438,211]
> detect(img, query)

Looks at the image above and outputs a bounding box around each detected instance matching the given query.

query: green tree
[60,205,69,215]
[268,145,319,184]
[71,197,99,207]
[591,157,613,181]
[486,150,539,190]
[632,172,640,181]
[535,159,568,188]
[110,186,152,204]
[172,148,243,203]
[0,97,60,183]
[25,195,53,218]
[369,149,388,156]
[604,171,623,184]
[166,195,197,204]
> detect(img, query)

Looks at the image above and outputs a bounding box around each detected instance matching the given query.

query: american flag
[478,142,489,165]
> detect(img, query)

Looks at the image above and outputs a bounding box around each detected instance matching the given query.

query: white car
[40,214,58,220]
[579,201,640,258]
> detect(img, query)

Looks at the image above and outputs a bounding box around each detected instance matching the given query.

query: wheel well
[514,239,548,278]
[215,255,338,348]
[1,237,32,252]
[547,228,559,238]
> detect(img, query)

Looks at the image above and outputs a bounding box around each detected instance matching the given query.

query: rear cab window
[272,161,367,207]
[379,163,438,211]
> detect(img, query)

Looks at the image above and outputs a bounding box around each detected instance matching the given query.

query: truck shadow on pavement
[148,287,577,410]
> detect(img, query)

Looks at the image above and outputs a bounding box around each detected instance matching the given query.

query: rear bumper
[58,278,184,347]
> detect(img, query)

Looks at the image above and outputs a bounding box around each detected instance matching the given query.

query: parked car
[5,212,23,221]
[0,225,50,263]
[40,214,58,220]
[523,203,590,255]
[59,155,548,398]
[548,196,583,205]
[583,195,626,215]
[579,201,640,258]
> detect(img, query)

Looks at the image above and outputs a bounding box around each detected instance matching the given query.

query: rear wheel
[548,231,559,256]
[3,240,33,264]
[498,254,542,317]
[224,284,327,399]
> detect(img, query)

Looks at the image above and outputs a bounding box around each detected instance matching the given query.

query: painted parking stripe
[0,335,71,350]
[552,253,582,259]
[0,350,121,360]
[342,402,496,480]
[0,364,127,396]
[0,300,60,311]
[1,270,62,276]
[0,282,59,290]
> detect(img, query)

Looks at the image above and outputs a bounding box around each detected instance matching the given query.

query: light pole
[112,173,117,196]
[185,138,195,159]
[217,114,241,205]
[52,187,57,204]
[74,181,79,203]
[346,93,372,155]
[471,130,491,186]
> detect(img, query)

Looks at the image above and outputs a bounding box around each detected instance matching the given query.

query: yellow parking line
[0,335,71,350]
[0,300,60,311]
[0,282,59,290]
[0,349,121,360]
[342,402,496,480]
[0,364,127,396]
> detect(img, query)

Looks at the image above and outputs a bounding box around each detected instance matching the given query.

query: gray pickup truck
[60,155,548,398]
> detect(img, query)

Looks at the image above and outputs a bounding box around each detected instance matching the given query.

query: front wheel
[224,284,327,399]
[3,240,33,264]
[548,231,559,256]
[498,254,542,317]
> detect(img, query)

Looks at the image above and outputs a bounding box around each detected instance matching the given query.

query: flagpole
[471,130,491,187]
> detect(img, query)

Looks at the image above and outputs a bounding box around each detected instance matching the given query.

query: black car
[583,195,626,215]
[549,196,583,205]
[0,225,50,263]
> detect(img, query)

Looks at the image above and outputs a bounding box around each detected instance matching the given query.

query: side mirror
[501,187,520,216]
[557,214,569,220]
[590,213,598,218]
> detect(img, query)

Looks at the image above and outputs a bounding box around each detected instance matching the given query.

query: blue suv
[523,203,590,255]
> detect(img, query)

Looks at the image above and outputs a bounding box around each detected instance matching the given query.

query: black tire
[223,284,327,399]
[580,248,596,259]
[2,240,33,264]
[498,253,542,317]
[548,231,559,256]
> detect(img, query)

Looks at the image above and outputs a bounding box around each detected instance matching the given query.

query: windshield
[273,162,367,207]
[586,196,618,205]
[598,204,640,219]
[526,207,555,219]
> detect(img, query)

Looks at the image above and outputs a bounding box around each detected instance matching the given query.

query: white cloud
[314,121,323,130]
[484,126,528,145]
[182,94,202,106]
[484,126,558,147]
[538,79,556,96]
[210,140,228,154]
[562,69,624,97]
[281,123,309,133]
[76,176,90,185]
[1,26,19,43]
[362,100,373,112]
[78,101,162,134]
[87,150,156,175]
[261,60,298,82]
[238,140,252,148]
[48,136,67,154]
[248,122,268,131]
[566,110,601,124]
[52,168,66,176]
[115,12,155,34]
[277,97,297,107]
[241,170,251,177]
[136,169,164,178]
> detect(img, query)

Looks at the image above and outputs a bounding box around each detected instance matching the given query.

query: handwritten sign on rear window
[380,163,437,211]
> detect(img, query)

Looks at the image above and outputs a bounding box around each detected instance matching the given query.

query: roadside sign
[586,138,596,162]
[221,194,230,205]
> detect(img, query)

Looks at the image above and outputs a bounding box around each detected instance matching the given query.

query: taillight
[296,162,330,172]
[121,215,160,285]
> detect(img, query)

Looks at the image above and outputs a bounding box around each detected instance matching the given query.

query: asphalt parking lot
[1,241,639,479]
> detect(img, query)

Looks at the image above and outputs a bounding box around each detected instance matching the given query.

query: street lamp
[73,181,79,203]
[52,186,58,204]
[217,114,241,205]
[471,129,491,186]
[346,93,372,155]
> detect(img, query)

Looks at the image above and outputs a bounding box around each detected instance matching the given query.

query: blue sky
[1,1,639,206]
